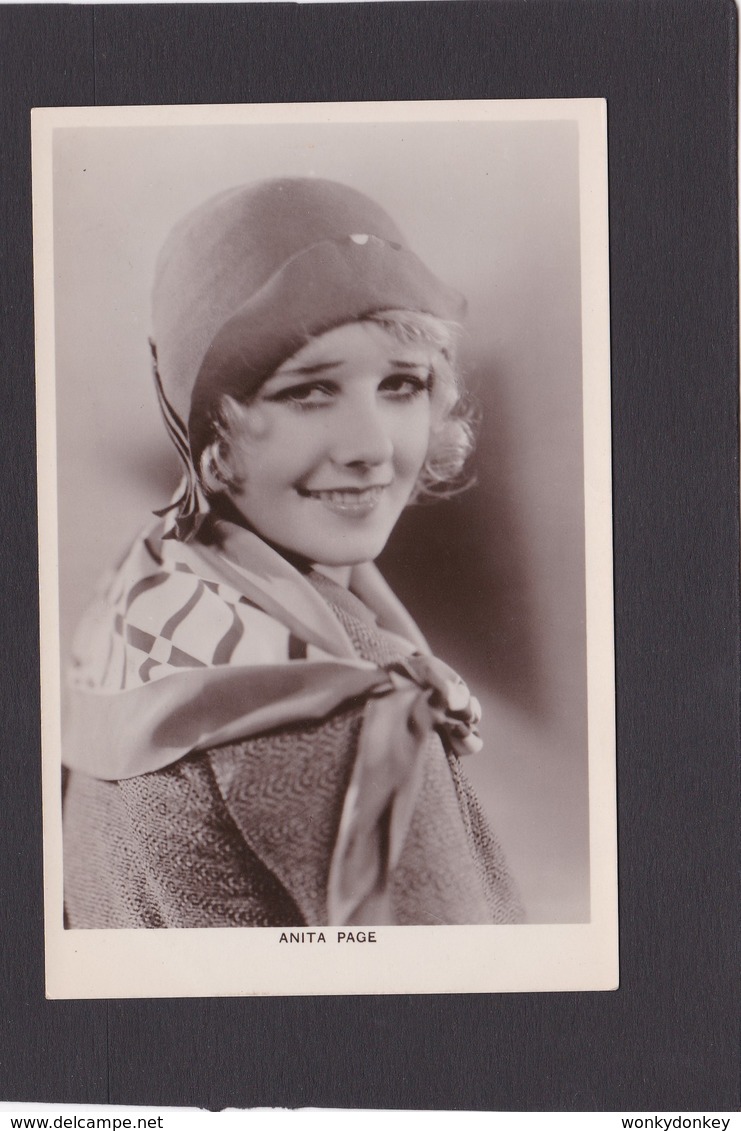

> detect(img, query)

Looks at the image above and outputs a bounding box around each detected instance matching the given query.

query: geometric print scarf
[71,530,325,694]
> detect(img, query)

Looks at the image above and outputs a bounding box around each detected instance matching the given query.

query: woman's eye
[268,382,334,408]
[380,373,433,399]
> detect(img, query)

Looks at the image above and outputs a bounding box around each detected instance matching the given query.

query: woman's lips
[296,484,388,515]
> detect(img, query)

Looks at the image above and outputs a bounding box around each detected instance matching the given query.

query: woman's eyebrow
[274,360,343,377]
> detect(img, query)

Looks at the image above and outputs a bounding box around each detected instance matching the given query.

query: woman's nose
[329,399,394,468]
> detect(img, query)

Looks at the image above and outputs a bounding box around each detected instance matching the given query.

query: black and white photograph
[34,99,616,997]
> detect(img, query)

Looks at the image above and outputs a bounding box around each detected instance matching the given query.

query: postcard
[33,98,616,997]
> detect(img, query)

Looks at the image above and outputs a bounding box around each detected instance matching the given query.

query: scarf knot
[383,654,483,757]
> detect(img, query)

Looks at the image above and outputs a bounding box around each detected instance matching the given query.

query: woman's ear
[199,440,231,495]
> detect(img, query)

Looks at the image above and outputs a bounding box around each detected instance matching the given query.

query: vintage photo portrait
[34,99,616,997]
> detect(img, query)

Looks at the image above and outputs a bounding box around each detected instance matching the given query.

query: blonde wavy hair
[198,309,477,504]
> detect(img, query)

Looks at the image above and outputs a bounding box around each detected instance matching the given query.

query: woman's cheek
[401,402,433,471]
[241,406,271,440]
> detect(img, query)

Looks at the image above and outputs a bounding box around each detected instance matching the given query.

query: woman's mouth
[297,485,387,515]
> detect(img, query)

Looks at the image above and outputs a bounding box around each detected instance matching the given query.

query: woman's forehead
[274,321,437,377]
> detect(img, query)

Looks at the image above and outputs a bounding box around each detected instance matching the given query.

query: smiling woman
[62,177,523,929]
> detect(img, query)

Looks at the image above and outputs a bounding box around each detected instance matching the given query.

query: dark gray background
[2,0,738,1111]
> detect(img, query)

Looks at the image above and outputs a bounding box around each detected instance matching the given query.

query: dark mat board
[0,0,738,1112]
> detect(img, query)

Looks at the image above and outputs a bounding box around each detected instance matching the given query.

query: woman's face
[225,321,437,572]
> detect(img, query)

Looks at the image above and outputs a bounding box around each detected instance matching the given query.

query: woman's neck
[310,562,353,589]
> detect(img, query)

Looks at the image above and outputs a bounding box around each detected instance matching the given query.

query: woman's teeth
[299,486,385,513]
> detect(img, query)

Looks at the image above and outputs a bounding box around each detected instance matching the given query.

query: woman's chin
[273,523,395,573]
[311,534,392,571]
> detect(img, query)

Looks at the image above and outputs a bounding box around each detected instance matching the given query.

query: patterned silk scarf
[66,514,483,924]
